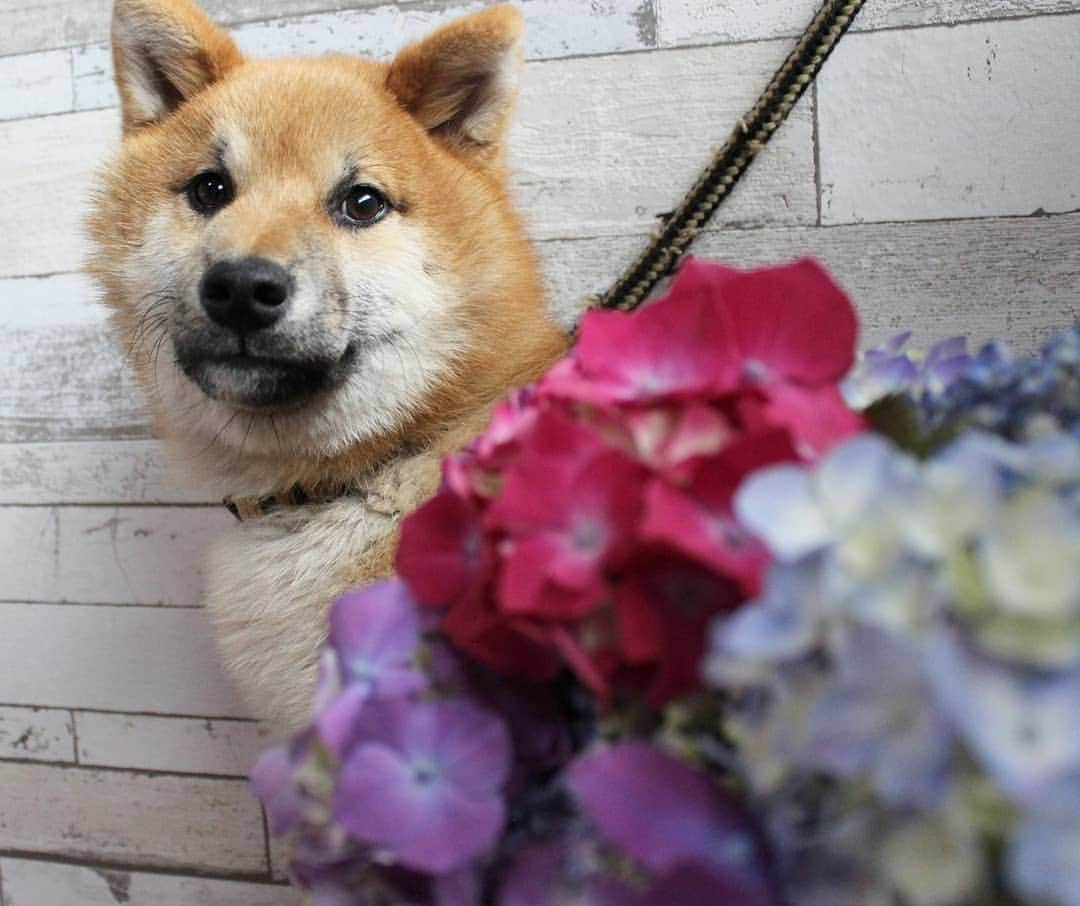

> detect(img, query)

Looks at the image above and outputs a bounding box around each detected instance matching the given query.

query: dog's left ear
[112,0,243,132]
[386,5,525,164]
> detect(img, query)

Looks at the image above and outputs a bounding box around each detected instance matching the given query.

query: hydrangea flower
[397,257,864,704]
[706,383,1080,904]
[333,698,510,873]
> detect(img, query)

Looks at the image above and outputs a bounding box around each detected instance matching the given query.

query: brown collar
[223,483,362,521]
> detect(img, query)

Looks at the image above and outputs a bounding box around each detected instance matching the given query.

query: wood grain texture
[28,0,658,119]
[541,212,1080,351]
[1,859,299,906]
[657,0,1080,46]
[818,14,1080,224]
[0,763,266,873]
[76,712,271,776]
[0,0,403,58]
[0,706,75,764]
[0,441,212,506]
[0,603,250,716]
[0,505,226,606]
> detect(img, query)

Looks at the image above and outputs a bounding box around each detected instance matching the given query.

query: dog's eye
[187,171,234,215]
[340,186,389,227]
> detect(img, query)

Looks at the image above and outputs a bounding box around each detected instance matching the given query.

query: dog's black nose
[199,257,292,333]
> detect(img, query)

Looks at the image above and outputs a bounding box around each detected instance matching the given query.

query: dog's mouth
[177,345,357,410]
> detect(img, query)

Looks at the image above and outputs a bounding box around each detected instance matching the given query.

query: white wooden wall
[0,0,1077,901]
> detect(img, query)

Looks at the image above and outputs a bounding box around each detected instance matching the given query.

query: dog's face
[90,0,564,484]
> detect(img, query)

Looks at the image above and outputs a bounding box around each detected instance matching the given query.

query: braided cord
[596,0,866,312]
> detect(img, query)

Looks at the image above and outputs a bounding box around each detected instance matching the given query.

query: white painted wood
[0,706,75,763]
[0,48,70,122]
[0,505,226,606]
[47,0,657,116]
[1,859,299,906]
[0,441,213,506]
[0,603,250,716]
[0,763,266,873]
[0,272,104,328]
[0,0,404,58]
[657,0,1080,46]
[0,108,117,279]
[0,325,148,443]
[511,40,815,241]
[76,712,272,776]
[541,212,1080,351]
[2,40,816,274]
[818,14,1080,225]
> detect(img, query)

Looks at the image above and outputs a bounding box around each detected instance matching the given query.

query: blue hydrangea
[706,365,1080,906]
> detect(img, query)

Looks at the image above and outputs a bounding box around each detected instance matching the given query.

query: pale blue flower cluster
[705,427,1080,905]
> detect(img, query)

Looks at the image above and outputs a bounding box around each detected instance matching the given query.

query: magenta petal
[723,258,857,385]
[397,494,487,607]
[568,743,762,876]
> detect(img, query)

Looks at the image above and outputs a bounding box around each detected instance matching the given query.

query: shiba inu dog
[89,0,568,731]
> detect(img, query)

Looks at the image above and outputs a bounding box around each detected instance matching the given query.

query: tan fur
[89,0,567,732]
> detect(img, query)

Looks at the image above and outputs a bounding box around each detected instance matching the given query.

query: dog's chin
[178,346,357,411]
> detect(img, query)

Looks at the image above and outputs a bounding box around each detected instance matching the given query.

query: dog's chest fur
[202,446,444,732]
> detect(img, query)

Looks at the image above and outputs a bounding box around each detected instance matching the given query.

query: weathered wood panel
[0,505,225,606]
[657,0,1080,45]
[69,0,657,115]
[0,763,265,873]
[0,706,75,764]
[818,14,1080,225]
[76,712,271,776]
[0,441,212,506]
[0,48,70,121]
[0,0,401,58]
[1,859,299,906]
[541,212,1080,351]
[0,603,249,716]
[2,39,814,277]
[0,108,117,280]
[0,272,104,328]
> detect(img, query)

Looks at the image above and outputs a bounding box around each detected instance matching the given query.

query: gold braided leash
[595,0,867,313]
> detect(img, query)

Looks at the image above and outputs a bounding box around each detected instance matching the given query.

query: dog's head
[90,0,565,490]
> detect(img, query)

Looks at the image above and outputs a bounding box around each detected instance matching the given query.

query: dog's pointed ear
[386,5,525,163]
[112,0,242,132]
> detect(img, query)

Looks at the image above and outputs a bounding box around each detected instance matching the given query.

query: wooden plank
[76,712,272,776]
[0,108,118,280]
[0,273,105,329]
[0,441,213,506]
[50,0,657,116]
[0,707,75,764]
[3,39,815,274]
[0,0,400,59]
[0,48,70,122]
[540,212,1080,352]
[510,40,815,242]
[0,505,226,606]
[0,325,148,442]
[0,859,299,906]
[0,603,250,716]
[818,14,1080,225]
[657,0,1080,46]
[0,763,265,873]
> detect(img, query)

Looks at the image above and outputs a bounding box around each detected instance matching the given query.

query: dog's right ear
[112,0,242,132]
